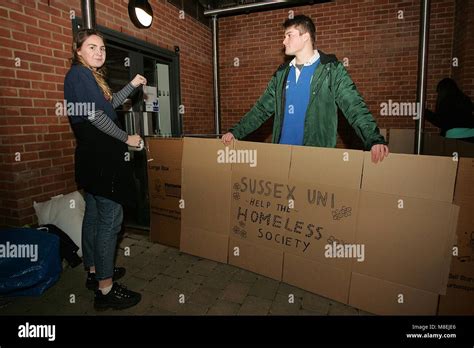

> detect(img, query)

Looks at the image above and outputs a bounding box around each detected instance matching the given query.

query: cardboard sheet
[180,137,232,263]
[179,138,460,314]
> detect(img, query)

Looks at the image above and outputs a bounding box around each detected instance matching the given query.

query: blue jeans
[82,192,123,281]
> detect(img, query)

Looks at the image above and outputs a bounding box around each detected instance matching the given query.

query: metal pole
[81,0,96,29]
[204,0,289,16]
[415,0,430,154]
[212,15,221,135]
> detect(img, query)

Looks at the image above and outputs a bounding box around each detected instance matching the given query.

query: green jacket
[230,50,386,150]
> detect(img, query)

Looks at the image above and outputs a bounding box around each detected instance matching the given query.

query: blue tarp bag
[0,228,61,296]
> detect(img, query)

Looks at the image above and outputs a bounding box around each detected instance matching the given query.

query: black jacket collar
[318,49,337,64]
[278,49,337,72]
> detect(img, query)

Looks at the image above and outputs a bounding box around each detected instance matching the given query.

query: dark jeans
[82,192,123,281]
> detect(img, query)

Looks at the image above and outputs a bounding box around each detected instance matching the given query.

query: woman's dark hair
[71,29,112,100]
[435,78,472,115]
[283,15,316,46]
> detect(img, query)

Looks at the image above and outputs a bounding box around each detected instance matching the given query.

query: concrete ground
[0,229,373,316]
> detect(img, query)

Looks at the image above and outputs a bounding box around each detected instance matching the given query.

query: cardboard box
[230,141,293,254]
[349,272,440,315]
[284,253,351,304]
[422,133,446,156]
[453,158,474,258]
[180,138,459,315]
[423,133,474,158]
[360,152,457,202]
[282,146,364,303]
[355,152,458,293]
[180,137,231,263]
[389,129,415,154]
[456,140,474,158]
[455,203,474,258]
[438,256,474,315]
[353,191,457,293]
[228,237,283,281]
[454,158,474,202]
[422,141,474,258]
[146,137,183,248]
[229,143,363,302]
[348,153,460,314]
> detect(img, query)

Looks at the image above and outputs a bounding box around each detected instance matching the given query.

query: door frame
[71,18,182,136]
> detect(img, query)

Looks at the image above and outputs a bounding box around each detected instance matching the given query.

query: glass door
[143,56,173,136]
[104,45,179,230]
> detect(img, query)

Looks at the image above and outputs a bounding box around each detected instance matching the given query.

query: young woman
[64,29,146,310]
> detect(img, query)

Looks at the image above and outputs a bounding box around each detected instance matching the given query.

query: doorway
[72,19,182,230]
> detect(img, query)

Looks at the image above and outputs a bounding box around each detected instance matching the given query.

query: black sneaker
[86,267,126,291]
[94,282,142,311]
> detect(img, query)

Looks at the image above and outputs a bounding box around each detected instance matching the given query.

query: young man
[222,15,389,163]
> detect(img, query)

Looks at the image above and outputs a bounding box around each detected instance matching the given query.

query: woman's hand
[131,74,147,88]
[126,134,143,147]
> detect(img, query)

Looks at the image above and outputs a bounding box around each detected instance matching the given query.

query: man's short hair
[283,15,316,45]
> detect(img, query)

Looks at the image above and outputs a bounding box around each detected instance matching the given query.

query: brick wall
[0,0,213,226]
[218,0,458,146]
[452,0,474,100]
